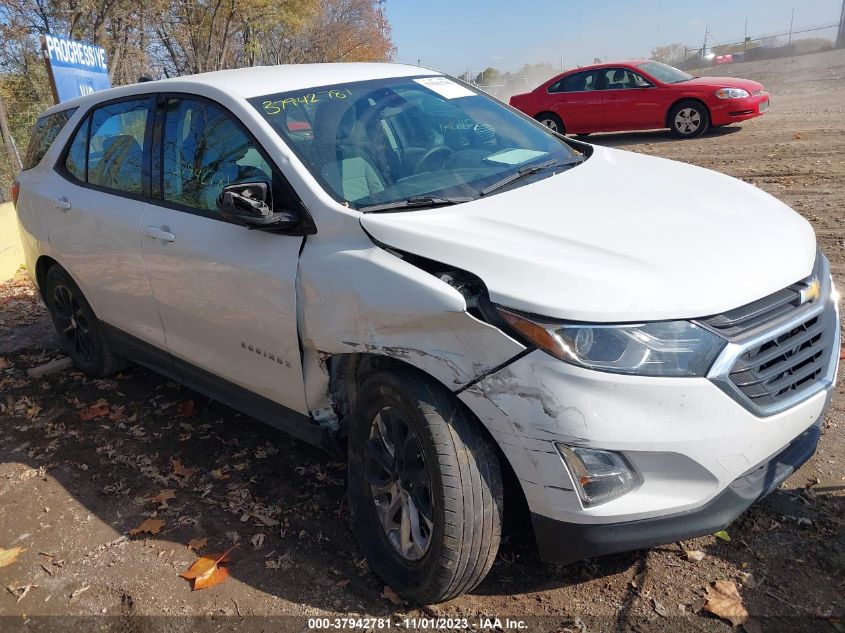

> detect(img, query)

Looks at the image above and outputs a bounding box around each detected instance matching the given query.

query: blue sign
[42,35,110,103]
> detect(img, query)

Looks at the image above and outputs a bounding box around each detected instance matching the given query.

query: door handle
[144,226,176,242]
[50,197,71,210]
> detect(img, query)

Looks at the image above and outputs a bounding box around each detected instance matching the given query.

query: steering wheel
[413,146,454,173]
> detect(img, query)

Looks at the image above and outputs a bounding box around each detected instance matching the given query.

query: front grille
[701,283,802,338]
[704,253,838,416]
[727,308,834,410]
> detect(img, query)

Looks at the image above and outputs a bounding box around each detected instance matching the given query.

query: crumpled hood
[360,145,816,322]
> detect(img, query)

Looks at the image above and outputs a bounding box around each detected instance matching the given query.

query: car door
[546,70,603,133]
[598,68,661,130]
[140,95,310,415]
[40,97,167,349]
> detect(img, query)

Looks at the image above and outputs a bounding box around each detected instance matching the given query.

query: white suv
[13,64,839,603]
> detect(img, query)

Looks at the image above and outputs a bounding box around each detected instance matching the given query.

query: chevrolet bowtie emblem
[799,277,821,305]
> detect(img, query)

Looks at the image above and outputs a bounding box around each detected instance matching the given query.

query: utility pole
[837,0,845,49]
[0,96,22,174]
[743,18,748,51]
[702,26,708,64]
[788,8,795,44]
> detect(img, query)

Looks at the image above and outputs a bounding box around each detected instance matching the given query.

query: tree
[475,67,500,86]
[650,43,687,66]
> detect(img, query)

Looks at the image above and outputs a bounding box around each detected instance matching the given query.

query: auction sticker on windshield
[413,76,476,99]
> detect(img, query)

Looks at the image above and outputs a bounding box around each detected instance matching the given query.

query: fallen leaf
[381,585,404,605]
[714,530,732,542]
[79,398,110,421]
[193,564,229,590]
[704,580,748,626]
[251,533,265,549]
[335,578,351,588]
[179,399,196,417]
[793,132,802,140]
[187,537,207,552]
[210,468,229,480]
[691,597,706,613]
[225,531,240,543]
[171,459,198,479]
[251,512,279,527]
[128,518,164,536]
[739,572,760,589]
[180,547,235,591]
[652,597,669,618]
[0,547,27,568]
[150,490,176,504]
[685,549,706,562]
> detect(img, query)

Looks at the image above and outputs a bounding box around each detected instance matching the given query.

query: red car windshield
[637,61,693,84]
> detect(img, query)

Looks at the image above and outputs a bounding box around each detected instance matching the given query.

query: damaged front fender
[296,234,526,430]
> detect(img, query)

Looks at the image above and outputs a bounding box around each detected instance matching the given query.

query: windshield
[637,61,693,84]
[249,75,580,209]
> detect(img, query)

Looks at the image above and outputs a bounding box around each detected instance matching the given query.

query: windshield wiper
[479,157,582,196]
[359,195,474,213]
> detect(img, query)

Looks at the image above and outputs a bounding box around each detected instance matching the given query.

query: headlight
[715,87,750,99]
[497,308,725,377]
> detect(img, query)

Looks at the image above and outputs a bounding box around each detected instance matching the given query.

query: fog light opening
[556,444,641,507]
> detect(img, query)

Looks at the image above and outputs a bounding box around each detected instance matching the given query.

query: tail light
[10,180,19,206]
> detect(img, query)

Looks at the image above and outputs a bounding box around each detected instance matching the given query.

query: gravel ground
[0,49,843,633]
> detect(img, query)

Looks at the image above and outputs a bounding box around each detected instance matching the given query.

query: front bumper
[531,409,824,564]
[458,287,838,564]
[710,93,770,125]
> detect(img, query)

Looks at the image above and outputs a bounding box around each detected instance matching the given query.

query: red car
[509,60,769,138]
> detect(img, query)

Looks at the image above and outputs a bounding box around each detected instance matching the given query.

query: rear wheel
[44,265,125,377]
[669,100,710,138]
[536,112,564,134]
[347,369,503,604]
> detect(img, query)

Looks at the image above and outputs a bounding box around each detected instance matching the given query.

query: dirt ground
[1,50,843,632]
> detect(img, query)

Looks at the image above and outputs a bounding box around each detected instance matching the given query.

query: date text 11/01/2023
[262,87,354,114]
[306,618,529,630]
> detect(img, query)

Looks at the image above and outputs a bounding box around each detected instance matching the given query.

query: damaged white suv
[14,64,839,603]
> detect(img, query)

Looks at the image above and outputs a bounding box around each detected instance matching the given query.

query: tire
[44,265,126,377]
[669,100,710,138]
[536,112,564,134]
[347,369,503,604]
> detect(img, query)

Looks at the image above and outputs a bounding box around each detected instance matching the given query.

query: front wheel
[669,100,710,138]
[347,369,503,604]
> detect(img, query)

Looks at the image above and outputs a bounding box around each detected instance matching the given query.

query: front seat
[609,69,627,89]
[313,100,385,202]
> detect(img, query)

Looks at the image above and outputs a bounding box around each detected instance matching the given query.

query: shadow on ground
[586,125,742,148]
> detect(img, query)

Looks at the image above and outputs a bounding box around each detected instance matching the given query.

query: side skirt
[102,323,329,449]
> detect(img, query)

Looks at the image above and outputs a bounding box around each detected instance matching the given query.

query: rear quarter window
[22,108,77,170]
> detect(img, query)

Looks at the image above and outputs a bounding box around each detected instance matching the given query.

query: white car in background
[12,63,839,603]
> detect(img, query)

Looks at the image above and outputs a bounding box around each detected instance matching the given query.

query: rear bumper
[531,410,824,565]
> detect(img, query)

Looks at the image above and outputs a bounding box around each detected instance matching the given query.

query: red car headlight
[715,88,750,99]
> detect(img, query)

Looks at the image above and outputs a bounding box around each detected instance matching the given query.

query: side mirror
[218,182,299,231]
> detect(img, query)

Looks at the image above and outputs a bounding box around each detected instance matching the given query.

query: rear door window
[22,108,77,170]
[62,98,153,196]
[549,71,599,93]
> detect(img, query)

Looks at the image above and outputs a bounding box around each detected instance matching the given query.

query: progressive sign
[41,34,110,103]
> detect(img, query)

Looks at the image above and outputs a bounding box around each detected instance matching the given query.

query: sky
[386,0,843,76]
